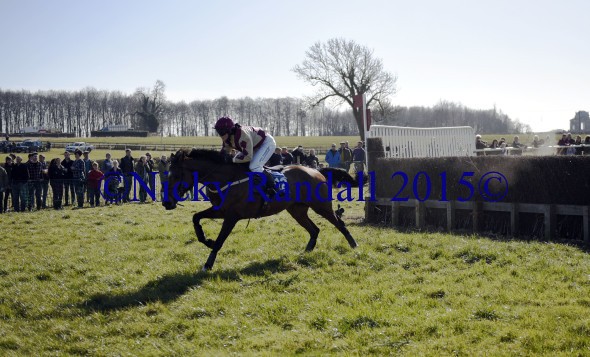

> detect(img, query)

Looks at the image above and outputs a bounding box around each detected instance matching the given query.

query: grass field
[16,133,565,164]
[15,135,361,165]
[36,135,362,148]
[1,195,590,355]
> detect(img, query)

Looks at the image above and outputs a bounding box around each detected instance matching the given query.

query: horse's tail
[318,167,363,187]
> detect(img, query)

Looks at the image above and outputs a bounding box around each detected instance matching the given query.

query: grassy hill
[1,198,589,355]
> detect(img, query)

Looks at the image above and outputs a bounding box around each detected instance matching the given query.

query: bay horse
[162,148,360,271]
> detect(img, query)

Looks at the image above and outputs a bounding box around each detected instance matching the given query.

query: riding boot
[262,170,277,198]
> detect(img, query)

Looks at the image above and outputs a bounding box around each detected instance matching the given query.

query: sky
[0,0,588,132]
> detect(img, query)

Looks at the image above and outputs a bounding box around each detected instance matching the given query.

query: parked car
[15,139,45,153]
[0,141,13,153]
[65,142,95,152]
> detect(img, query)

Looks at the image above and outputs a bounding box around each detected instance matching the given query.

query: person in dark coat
[61,151,75,206]
[119,149,135,203]
[11,155,29,212]
[48,158,66,210]
[2,156,13,212]
[291,145,307,165]
[304,149,320,169]
[266,147,283,166]
[281,147,293,165]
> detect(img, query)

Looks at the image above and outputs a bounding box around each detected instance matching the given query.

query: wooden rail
[367,198,590,242]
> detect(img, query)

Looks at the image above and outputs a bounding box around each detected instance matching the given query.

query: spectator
[71,150,86,209]
[101,153,114,174]
[0,162,7,214]
[266,148,282,166]
[557,134,569,155]
[338,142,353,172]
[500,142,508,155]
[39,154,49,208]
[158,155,170,201]
[511,136,525,156]
[3,156,13,213]
[26,152,43,211]
[120,149,135,203]
[62,151,75,206]
[11,156,28,212]
[48,158,66,210]
[145,152,156,199]
[487,139,501,155]
[292,145,306,165]
[83,151,91,202]
[584,136,590,156]
[281,147,293,165]
[106,160,123,205]
[475,134,487,156]
[87,161,103,207]
[566,133,575,145]
[135,156,149,203]
[532,135,541,148]
[352,141,366,173]
[304,149,320,169]
[574,135,583,155]
[325,144,340,168]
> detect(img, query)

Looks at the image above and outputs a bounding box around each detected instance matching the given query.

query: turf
[1,195,590,355]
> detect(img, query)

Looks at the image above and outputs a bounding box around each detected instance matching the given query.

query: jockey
[214,116,277,196]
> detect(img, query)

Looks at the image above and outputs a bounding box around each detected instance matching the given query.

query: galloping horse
[162,148,359,271]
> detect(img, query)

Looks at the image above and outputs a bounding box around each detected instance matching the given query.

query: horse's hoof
[202,265,212,272]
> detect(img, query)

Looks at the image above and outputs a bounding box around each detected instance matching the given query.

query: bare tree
[134,80,166,133]
[293,38,397,140]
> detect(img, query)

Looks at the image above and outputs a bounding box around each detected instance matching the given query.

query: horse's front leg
[193,207,225,249]
[203,217,239,271]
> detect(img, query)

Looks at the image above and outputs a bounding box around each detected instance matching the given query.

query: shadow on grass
[77,258,289,313]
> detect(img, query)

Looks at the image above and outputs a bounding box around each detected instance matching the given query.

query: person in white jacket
[214,116,277,196]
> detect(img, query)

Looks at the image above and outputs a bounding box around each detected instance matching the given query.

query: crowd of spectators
[476,133,590,156]
[0,141,367,213]
[267,141,366,173]
[0,148,170,213]
[555,133,590,155]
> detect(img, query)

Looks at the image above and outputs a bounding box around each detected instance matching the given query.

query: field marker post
[583,206,589,244]
[510,202,519,236]
[544,204,555,240]
[391,201,400,226]
[472,200,482,233]
[446,200,456,232]
[415,200,425,229]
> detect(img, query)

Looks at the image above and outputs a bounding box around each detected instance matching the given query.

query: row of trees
[0,87,358,137]
[0,38,530,137]
[0,87,528,137]
[378,101,532,134]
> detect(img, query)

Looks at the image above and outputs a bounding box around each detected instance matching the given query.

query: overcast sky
[1,0,588,132]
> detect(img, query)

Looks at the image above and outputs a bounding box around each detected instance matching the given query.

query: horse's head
[162,149,195,210]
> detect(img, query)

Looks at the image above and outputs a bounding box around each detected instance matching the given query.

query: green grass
[1,197,590,355]
[19,135,360,163]
[30,135,361,148]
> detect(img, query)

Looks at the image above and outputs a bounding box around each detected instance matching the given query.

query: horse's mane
[181,148,227,164]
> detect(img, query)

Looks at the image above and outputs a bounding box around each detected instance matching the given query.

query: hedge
[371,155,590,205]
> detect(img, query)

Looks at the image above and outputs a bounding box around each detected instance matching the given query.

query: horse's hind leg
[311,203,358,248]
[287,204,320,251]
[193,207,225,249]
